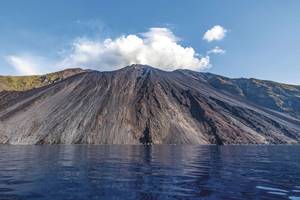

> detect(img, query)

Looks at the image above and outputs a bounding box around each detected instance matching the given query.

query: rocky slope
[0,65,299,144]
[198,72,300,117]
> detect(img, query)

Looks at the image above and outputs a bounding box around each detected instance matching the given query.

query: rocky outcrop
[0,65,299,144]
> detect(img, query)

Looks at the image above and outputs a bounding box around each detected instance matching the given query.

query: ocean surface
[0,145,299,200]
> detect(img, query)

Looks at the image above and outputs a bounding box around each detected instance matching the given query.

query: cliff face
[0,65,299,144]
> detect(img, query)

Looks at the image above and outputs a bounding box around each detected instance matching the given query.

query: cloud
[203,25,227,42]
[59,27,211,71]
[5,27,221,75]
[207,46,226,55]
[5,55,41,75]
[5,55,55,75]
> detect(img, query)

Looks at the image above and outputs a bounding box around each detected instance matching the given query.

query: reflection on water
[0,145,299,199]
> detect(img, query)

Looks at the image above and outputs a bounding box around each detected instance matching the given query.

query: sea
[0,145,299,200]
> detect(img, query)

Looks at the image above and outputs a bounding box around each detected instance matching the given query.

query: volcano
[0,65,300,144]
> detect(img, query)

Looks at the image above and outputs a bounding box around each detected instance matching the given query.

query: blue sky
[0,0,300,84]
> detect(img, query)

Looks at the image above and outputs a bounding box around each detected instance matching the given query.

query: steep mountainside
[0,65,299,144]
[0,68,86,92]
[196,72,300,117]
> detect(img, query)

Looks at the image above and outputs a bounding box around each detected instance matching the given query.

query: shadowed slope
[197,72,300,117]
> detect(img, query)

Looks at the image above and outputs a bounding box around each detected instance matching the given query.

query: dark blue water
[0,145,299,200]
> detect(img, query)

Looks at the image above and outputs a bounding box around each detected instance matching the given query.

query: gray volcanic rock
[0,65,300,144]
[198,72,300,117]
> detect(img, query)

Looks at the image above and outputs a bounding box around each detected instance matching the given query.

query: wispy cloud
[203,25,227,42]
[5,55,41,75]
[5,55,56,75]
[207,46,226,55]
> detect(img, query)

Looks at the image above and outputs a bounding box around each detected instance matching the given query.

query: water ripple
[0,145,299,199]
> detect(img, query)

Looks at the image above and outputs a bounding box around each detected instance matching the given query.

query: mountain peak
[1,65,300,145]
[122,64,156,71]
[1,65,300,144]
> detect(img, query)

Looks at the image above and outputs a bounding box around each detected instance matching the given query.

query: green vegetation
[0,68,85,92]
[0,74,61,91]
